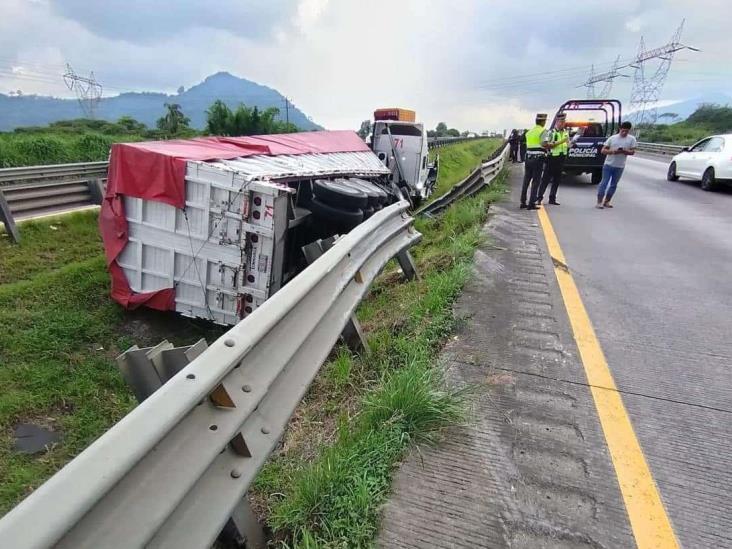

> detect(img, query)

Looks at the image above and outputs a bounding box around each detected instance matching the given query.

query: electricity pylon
[63,63,103,119]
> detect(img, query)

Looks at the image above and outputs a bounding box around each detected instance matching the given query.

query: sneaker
[526,205,538,210]
[520,204,527,209]
[595,203,604,209]
[548,200,560,205]
[603,202,613,208]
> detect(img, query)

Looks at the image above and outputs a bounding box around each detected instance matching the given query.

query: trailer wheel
[313,179,368,209]
[308,196,364,226]
[591,170,602,185]
[340,178,387,207]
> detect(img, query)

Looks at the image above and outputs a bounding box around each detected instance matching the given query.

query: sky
[1,0,731,132]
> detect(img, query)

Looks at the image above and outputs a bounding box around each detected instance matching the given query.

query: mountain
[654,93,732,123]
[0,72,322,131]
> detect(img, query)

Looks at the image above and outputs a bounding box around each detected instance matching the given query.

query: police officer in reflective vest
[521,114,549,210]
[537,112,569,206]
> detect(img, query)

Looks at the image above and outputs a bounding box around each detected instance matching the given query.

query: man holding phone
[596,121,636,209]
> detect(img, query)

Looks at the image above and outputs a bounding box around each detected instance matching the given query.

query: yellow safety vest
[525,125,545,150]
[551,129,569,156]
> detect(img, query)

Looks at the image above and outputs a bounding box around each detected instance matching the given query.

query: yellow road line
[536,207,678,549]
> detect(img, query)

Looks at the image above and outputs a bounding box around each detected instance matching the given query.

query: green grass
[253,170,508,548]
[0,212,225,514]
[0,210,104,285]
[429,138,501,199]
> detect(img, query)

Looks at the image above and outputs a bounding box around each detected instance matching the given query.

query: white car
[667,134,732,191]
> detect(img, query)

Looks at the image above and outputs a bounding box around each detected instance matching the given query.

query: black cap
[556,112,567,119]
[536,113,548,120]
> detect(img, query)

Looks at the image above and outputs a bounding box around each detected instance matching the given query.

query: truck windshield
[382,125,423,136]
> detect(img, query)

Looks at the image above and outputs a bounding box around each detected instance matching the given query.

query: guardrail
[0,200,420,549]
[0,161,108,243]
[635,142,685,156]
[427,135,498,149]
[418,141,509,216]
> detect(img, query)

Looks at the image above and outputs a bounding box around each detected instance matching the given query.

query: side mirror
[682,147,690,152]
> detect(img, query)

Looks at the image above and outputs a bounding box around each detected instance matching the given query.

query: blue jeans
[597,164,624,202]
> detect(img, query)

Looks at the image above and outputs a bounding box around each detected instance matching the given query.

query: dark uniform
[521,114,548,209]
[509,130,519,162]
[537,113,569,205]
[519,130,527,163]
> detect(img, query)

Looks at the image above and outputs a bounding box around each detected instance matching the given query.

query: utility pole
[280,97,291,125]
[63,63,103,119]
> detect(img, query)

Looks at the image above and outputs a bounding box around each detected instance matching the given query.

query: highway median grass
[253,171,508,547]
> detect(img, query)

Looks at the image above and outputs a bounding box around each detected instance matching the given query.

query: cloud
[1,0,731,132]
[50,0,298,43]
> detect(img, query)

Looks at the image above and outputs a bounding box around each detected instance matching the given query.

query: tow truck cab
[550,99,622,184]
[370,108,438,205]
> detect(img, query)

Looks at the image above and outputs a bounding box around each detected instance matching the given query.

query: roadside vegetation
[638,103,732,144]
[0,142,506,547]
[429,137,501,198]
[0,100,299,168]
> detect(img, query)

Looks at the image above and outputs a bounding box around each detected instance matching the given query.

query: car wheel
[700,167,718,192]
[667,162,679,182]
[591,170,602,185]
[313,179,368,209]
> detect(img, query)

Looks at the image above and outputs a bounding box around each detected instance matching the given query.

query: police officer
[537,112,569,206]
[521,114,549,210]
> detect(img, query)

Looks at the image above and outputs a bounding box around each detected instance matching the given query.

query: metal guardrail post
[116,339,267,547]
[396,250,419,281]
[302,238,370,354]
[87,178,105,205]
[0,188,20,243]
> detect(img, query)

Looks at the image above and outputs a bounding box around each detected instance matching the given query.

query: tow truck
[550,99,622,184]
[369,108,439,206]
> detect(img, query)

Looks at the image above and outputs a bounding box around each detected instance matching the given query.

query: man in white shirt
[596,121,637,209]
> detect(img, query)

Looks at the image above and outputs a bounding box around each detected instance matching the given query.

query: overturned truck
[100,130,402,325]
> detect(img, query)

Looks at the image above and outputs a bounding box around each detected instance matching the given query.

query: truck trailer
[100,130,401,325]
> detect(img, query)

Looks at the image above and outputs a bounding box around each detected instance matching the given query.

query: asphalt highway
[546,155,732,548]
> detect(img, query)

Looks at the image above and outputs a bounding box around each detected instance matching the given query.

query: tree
[205,100,298,136]
[206,100,233,135]
[357,120,371,140]
[435,122,448,137]
[447,128,460,137]
[156,103,190,134]
[117,116,147,133]
[177,85,185,95]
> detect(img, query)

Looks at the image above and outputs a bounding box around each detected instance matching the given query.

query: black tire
[701,167,718,192]
[340,178,387,206]
[667,162,679,182]
[591,170,602,185]
[313,179,368,209]
[308,196,364,226]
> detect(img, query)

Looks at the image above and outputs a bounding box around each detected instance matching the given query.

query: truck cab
[550,99,622,184]
[370,108,438,206]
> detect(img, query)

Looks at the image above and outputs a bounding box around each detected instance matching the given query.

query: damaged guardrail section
[0,200,421,549]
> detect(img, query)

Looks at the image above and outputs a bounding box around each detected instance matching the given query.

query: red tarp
[100,130,371,311]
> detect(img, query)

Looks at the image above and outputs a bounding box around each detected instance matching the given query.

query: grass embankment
[0,211,224,513]
[429,138,501,199]
[254,172,508,547]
